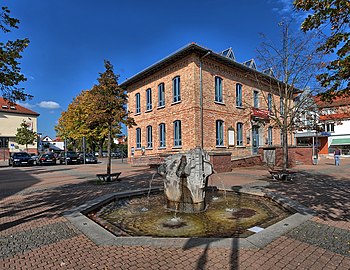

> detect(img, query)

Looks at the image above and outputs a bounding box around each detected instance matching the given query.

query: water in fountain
[212,169,230,210]
[142,172,158,212]
[92,148,292,238]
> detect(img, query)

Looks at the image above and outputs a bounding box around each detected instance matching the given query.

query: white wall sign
[228,129,235,146]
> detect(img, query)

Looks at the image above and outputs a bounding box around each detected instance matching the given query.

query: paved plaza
[0,157,350,269]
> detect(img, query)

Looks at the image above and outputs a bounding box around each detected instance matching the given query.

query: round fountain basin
[91,191,292,238]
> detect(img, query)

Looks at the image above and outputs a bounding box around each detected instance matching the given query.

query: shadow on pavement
[0,168,163,234]
[0,169,40,200]
[266,170,350,221]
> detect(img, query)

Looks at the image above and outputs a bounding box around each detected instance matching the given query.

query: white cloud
[270,0,293,15]
[270,0,307,22]
[37,101,61,109]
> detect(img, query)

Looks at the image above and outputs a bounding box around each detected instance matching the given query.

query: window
[173,76,181,102]
[253,90,259,108]
[159,123,166,147]
[0,137,9,148]
[146,126,152,148]
[236,83,242,107]
[215,76,223,102]
[237,122,243,146]
[268,127,273,145]
[173,120,182,147]
[280,97,284,116]
[324,123,335,133]
[280,129,284,145]
[158,83,165,107]
[216,120,224,146]
[268,93,272,113]
[135,93,140,114]
[136,128,141,149]
[146,88,152,111]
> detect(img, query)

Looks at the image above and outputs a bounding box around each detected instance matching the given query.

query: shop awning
[251,108,270,121]
[330,138,350,146]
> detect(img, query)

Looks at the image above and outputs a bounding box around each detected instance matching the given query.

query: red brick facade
[122,44,294,162]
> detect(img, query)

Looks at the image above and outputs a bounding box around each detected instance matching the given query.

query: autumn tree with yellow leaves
[56,60,135,178]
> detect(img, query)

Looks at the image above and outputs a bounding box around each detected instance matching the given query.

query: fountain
[158,148,213,213]
[84,148,293,238]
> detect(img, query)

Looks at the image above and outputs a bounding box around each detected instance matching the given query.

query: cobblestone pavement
[1,158,350,269]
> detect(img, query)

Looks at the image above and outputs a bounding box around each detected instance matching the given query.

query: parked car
[30,153,39,165]
[9,152,34,167]
[37,153,57,165]
[79,153,98,164]
[111,151,127,159]
[58,151,80,165]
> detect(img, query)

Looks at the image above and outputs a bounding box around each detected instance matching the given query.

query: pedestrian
[334,147,341,166]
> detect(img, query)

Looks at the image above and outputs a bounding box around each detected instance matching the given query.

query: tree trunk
[282,127,289,170]
[98,138,104,158]
[107,125,112,179]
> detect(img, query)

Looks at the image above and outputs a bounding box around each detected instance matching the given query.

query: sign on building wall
[228,129,235,146]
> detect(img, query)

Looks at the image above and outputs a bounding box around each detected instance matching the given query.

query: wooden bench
[96,172,121,182]
[269,169,296,181]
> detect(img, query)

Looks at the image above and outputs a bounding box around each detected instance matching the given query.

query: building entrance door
[252,126,259,155]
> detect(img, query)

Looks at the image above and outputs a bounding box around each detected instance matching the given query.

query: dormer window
[2,105,8,109]
[10,106,16,110]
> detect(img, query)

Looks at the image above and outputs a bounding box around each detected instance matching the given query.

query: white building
[0,97,39,156]
[316,96,350,156]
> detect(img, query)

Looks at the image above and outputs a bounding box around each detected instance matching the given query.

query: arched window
[268,93,272,113]
[173,120,182,147]
[237,122,243,146]
[146,125,153,148]
[136,128,141,149]
[158,83,165,107]
[253,90,259,108]
[146,88,152,111]
[215,76,223,102]
[216,120,224,146]
[173,76,181,102]
[268,126,273,145]
[236,83,242,107]
[280,97,284,116]
[159,123,166,148]
[135,93,140,114]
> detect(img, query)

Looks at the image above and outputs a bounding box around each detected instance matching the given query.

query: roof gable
[0,97,39,116]
[242,59,257,70]
[220,47,236,61]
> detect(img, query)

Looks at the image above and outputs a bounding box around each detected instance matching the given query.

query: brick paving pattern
[0,158,350,269]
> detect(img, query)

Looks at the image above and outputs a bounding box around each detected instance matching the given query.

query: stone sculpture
[158,148,213,213]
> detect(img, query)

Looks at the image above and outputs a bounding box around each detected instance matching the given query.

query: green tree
[294,0,350,100]
[89,60,135,179]
[15,120,37,151]
[55,90,108,156]
[0,6,31,102]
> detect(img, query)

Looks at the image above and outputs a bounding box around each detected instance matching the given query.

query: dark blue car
[9,152,34,167]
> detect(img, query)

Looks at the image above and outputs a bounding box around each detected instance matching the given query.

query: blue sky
[3,0,305,138]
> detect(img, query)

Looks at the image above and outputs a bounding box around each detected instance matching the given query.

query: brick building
[121,43,292,163]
